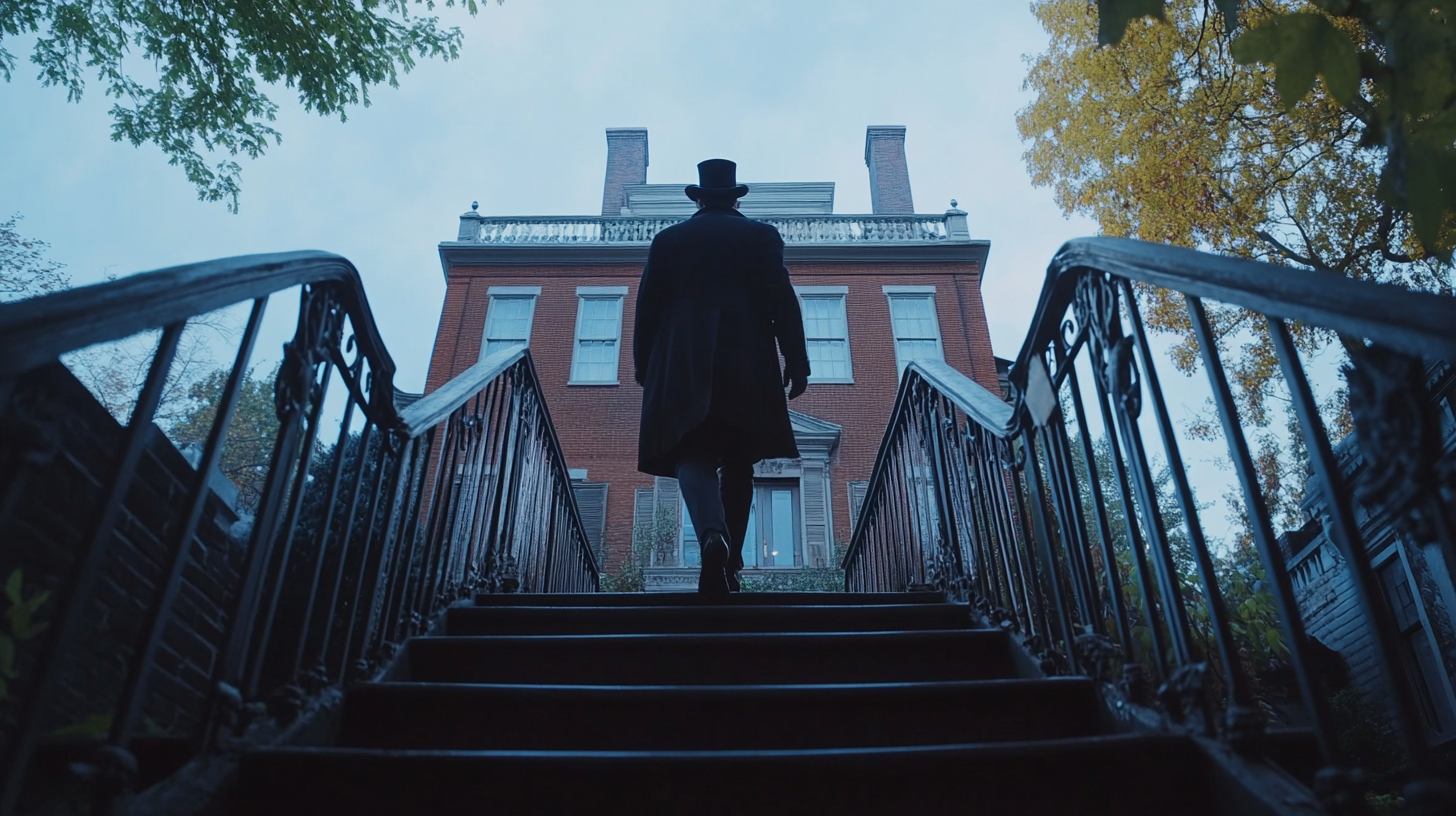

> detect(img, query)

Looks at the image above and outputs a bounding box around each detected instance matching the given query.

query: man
[634,159,810,599]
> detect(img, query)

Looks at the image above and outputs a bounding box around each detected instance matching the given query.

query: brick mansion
[423,126,1000,590]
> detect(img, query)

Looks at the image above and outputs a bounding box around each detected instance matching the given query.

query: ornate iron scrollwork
[1158,661,1211,734]
[1073,272,1141,419]
[274,283,346,422]
[1344,342,1454,547]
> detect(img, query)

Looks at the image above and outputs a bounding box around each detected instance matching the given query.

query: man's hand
[783,368,808,400]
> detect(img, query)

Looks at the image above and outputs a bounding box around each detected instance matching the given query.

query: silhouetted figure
[635,159,810,598]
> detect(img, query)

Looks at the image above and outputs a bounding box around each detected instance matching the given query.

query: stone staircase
[225,591,1236,814]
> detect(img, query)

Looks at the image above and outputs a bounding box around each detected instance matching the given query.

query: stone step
[471,590,946,606]
[445,602,974,635]
[336,677,1104,751]
[228,734,1217,815]
[406,629,1019,685]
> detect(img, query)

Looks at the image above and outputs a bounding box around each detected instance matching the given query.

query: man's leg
[720,460,754,591]
[675,454,729,597]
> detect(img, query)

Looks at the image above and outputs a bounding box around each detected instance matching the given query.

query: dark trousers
[672,419,755,564]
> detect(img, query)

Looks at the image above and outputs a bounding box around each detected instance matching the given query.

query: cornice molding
[438,240,990,276]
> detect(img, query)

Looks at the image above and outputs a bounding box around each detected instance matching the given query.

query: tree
[0,214,69,301]
[2,0,492,212]
[1019,0,1425,514]
[170,364,283,512]
[1085,0,1456,259]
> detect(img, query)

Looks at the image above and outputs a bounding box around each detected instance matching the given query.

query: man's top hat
[685,159,749,201]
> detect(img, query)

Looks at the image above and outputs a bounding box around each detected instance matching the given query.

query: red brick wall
[423,260,1001,573]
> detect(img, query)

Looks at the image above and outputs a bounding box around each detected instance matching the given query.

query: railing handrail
[0,250,397,394]
[399,345,526,436]
[842,359,1014,570]
[1013,237,1456,385]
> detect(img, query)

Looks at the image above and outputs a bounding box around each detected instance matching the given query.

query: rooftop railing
[455,213,964,245]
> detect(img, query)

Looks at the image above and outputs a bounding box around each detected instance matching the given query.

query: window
[884,286,944,376]
[796,286,852,383]
[681,481,801,569]
[482,287,540,359]
[570,286,627,384]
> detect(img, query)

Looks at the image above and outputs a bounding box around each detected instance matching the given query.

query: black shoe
[698,532,730,600]
[726,550,743,592]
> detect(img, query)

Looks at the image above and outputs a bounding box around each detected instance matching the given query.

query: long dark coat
[634,206,810,477]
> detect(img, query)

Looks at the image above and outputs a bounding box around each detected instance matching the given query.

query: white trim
[487,285,542,296]
[881,284,937,295]
[796,289,854,384]
[568,291,625,385]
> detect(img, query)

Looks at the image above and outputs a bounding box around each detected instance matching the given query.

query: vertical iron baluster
[1089,360,1167,680]
[388,432,434,644]
[1044,412,1097,630]
[1022,425,1078,670]
[923,388,967,594]
[111,299,267,749]
[294,405,365,682]
[1188,298,1332,759]
[0,322,184,816]
[1065,362,1133,655]
[1007,440,1050,641]
[245,360,334,698]
[318,419,379,676]
[1122,280,1249,719]
[1269,317,1431,772]
[347,434,408,679]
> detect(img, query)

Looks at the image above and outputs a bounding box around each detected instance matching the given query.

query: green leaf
[1098,0,1167,46]
[1406,138,1456,260]
[1264,627,1286,654]
[1231,12,1361,108]
[1213,0,1241,34]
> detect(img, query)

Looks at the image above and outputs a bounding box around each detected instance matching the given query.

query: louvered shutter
[571,482,609,561]
[848,481,869,532]
[652,477,682,566]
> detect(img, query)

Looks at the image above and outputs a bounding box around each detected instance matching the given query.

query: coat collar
[690,206,747,219]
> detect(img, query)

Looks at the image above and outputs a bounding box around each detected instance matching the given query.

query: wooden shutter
[571,482,609,561]
[652,477,682,567]
[848,481,869,532]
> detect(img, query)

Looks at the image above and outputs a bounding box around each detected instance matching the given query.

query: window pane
[485,339,526,358]
[572,339,618,382]
[768,489,796,567]
[742,498,759,568]
[889,296,937,340]
[578,297,620,340]
[808,339,849,380]
[486,297,534,342]
[682,498,700,567]
[801,296,846,341]
[896,339,940,365]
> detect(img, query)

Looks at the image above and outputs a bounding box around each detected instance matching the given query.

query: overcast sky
[0,0,1099,392]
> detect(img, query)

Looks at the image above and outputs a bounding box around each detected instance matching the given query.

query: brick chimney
[864,126,914,214]
[601,128,648,216]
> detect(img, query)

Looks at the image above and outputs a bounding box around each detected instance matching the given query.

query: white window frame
[883,285,944,377]
[795,285,853,384]
[481,286,541,361]
[568,285,628,385]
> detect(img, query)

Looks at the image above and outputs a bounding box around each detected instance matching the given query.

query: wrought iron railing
[0,251,596,814]
[457,214,954,245]
[844,237,1456,811]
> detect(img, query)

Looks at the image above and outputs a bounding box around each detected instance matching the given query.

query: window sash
[800,294,851,382]
[570,295,623,383]
[887,294,942,373]
[483,295,536,359]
